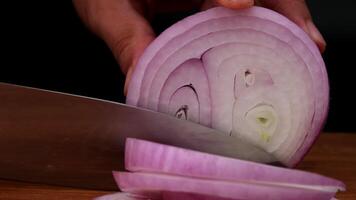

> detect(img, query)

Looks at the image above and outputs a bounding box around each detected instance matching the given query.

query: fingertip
[306,20,326,53]
[217,0,254,9]
[315,38,326,53]
[319,43,326,53]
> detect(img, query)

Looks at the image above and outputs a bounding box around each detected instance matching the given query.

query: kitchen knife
[0,82,276,190]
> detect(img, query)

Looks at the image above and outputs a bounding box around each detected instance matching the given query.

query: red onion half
[127,6,329,167]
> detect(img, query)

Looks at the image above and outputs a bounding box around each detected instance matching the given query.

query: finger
[73,0,155,95]
[202,0,254,11]
[257,0,326,52]
[216,0,254,9]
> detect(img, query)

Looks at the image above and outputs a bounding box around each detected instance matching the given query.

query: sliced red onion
[96,138,344,200]
[126,6,329,166]
[161,192,240,200]
[94,192,149,200]
[125,138,345,192]
[113,172,338,200]
[95,192,244,200]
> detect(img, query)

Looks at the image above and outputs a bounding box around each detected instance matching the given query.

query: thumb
[73,0,155,95]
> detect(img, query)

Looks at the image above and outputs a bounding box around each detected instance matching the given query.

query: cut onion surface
[126,6,329,167]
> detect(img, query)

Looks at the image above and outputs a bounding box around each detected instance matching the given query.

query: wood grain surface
[0,133,355,200]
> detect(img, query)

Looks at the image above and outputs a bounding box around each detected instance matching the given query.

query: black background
[1,1,355,132]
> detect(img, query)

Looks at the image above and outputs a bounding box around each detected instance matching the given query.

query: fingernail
[306,20,326,52]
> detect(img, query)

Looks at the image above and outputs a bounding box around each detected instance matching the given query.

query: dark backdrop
[1,1,355,132]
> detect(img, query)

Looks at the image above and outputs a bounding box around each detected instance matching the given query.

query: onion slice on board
[125,138,345,190]
[95,138,345,200]
[95,192,246,200]
[94,192,150,200]
[125,138,345,191]
[112,172,339,200]
[126,6,329,167]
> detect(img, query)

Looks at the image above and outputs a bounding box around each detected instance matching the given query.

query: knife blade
[0,82,276,190]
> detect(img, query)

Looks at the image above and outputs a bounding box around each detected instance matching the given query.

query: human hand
[73,0,326,95]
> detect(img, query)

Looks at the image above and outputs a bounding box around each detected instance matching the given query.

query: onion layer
[125,138,345,191]
[114,172,338,200]
[97,138,344,200]
[127,6,329,167]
